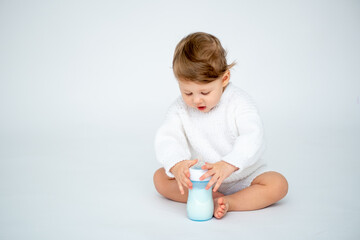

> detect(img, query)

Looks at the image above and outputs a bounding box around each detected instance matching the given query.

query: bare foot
[213,197,229,219]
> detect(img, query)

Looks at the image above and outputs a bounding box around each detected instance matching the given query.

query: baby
[153,32,288,219]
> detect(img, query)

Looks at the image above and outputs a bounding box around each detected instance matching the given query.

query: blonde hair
[172,32,235,83]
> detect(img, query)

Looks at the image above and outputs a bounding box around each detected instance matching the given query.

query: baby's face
[178,72,229,113]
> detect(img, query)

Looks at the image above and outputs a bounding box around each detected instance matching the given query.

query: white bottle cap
[189,167,211,181]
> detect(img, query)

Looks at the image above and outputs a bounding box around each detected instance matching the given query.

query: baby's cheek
[212,95,222,106]
[184,99,193,108]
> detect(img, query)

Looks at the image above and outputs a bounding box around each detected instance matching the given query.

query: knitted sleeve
[154,101,191,178]
[222,94,266,173]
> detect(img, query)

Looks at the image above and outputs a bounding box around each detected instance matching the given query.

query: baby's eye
[201,92,210,95]
[185,92,192,96]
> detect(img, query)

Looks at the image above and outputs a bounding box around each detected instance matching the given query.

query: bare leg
[153,168,224,203]
[214,171,288,219]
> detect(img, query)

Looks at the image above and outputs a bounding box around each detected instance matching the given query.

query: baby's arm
[221,94,265,173]
[155,100,192,179]
[201,94,265,191]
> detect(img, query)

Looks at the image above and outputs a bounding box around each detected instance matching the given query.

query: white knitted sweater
[154,83,266,183]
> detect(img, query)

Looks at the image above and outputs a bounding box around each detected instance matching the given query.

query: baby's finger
[205,174,219,190]
[177,180,185,195]
[199,170,213,181]
[201,163,213,170]
[180,175,190,189]
[184,168,190,178]
[189,159,198,168]
[213,178,223,192]
[184,177,193,189]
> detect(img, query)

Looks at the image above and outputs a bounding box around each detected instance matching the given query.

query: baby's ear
[222,70,230,86]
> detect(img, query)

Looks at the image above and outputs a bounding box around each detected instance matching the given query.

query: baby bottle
[187,167,214,221]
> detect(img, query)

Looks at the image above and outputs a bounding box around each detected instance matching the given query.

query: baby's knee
[270,172,288,200]
[153,168,167,194]
[153,168,164,184]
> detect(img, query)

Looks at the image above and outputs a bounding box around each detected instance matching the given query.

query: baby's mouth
[197,106,206,111]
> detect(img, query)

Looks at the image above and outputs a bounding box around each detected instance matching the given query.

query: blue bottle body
[187,180,214,221]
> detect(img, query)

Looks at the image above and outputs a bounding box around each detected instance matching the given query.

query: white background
[0,0,359,239]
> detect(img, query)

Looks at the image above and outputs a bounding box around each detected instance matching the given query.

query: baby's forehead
[178,79,214,91]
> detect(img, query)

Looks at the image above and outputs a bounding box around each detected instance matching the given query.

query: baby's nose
[193,96,203,105]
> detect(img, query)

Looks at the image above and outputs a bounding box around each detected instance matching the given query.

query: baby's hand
[200,161,239,192]
[170,159,198,195]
